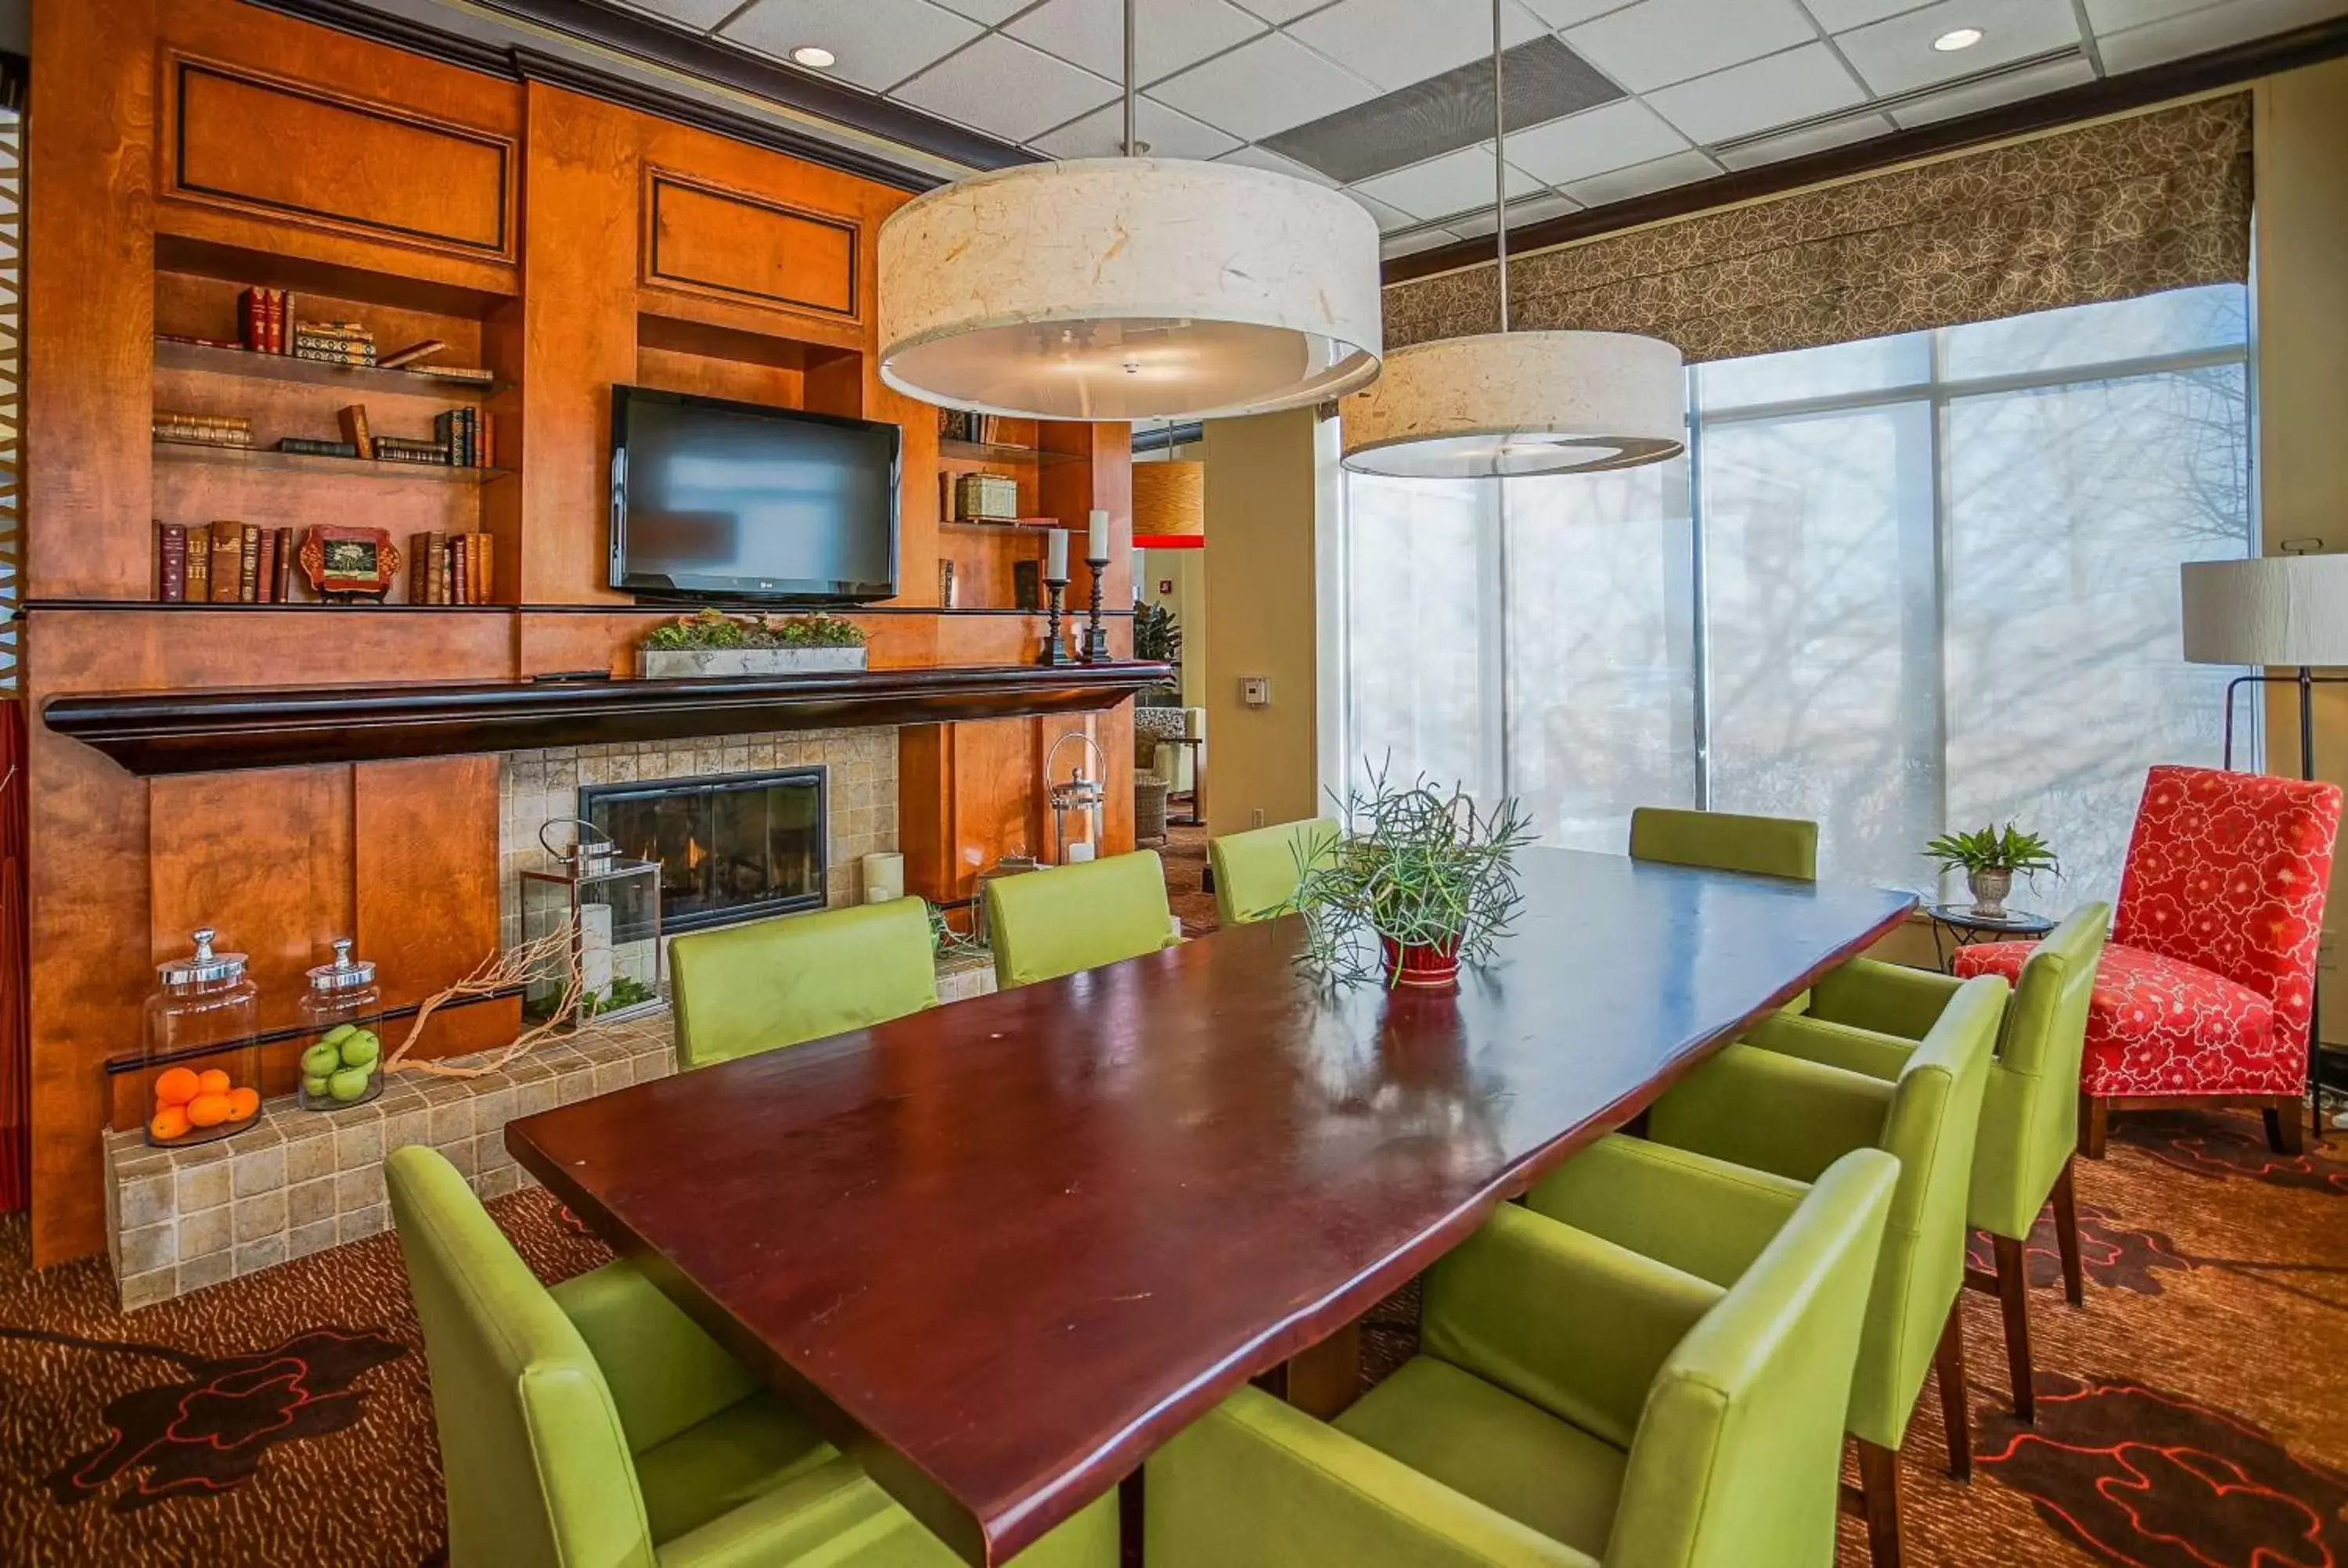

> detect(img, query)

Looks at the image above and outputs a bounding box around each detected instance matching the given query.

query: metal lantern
[1046,732,1108,865]
[521,818,664,1025]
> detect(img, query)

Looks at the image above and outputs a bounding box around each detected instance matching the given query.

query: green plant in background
[1288,763,1536,987]
[925,898,987,958]
[1133,600,1183,705]
[582,973,658,1017]
[1923,824,2062,881]
[642,607,868,650]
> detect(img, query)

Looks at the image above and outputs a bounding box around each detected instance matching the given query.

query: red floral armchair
[1957,765,2342,1157]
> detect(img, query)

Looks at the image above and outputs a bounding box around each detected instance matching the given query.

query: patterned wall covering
[1382,95,2253,365]
[0,111,17,691]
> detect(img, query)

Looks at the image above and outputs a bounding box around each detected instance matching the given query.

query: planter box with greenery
[637,609,869,679]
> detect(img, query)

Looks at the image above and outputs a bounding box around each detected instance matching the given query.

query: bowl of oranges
[147,1064,261,1146]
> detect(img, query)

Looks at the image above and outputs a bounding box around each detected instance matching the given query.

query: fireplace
[581,768,828,934]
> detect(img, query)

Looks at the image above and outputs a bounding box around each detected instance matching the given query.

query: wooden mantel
[44,663,1173,776]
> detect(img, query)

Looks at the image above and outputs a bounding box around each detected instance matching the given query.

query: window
[1331,286,2256,905]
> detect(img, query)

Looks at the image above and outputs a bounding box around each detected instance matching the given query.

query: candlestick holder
[1080,556,1113,663]
[1037,574,1075,666]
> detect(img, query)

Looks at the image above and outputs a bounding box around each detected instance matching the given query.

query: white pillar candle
[579,902,615,996]
[1046,528,1069,581]
[1087,508,1110,561]
[862,851,906,903]
[1131,546,1147,599]
[1065,840,1097,863]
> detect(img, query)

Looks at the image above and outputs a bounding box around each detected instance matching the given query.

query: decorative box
[953,473,1020,523]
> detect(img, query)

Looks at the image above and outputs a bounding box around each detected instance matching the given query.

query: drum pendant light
[877,0,1384,422]
[1340,2,1684,478]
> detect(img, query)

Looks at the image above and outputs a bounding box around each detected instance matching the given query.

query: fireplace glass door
[581,768,827,935]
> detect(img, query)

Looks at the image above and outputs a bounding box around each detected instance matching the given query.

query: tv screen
[609,386,900,604]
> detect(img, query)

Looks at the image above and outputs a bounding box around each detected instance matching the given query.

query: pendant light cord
[1125,0,1138,157]
[1492,0,1509,334]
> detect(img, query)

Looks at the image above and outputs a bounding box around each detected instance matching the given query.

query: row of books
[155,411,252,449]
[333,404,494,469]
[433,407,488,468]
[156,522,296,603]
[409,532,496,605]
[939,410,1019,444]
[295,321,376,368]
[238,288,295,355]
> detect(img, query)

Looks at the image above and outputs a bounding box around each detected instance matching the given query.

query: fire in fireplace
[579,768,827,935]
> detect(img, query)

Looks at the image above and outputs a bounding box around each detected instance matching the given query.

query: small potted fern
[1291,768,1534,990]
[639,608,868,678]
[1923,824,2059,919]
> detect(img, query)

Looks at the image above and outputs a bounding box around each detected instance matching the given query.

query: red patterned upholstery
[1957,764,2341,1101]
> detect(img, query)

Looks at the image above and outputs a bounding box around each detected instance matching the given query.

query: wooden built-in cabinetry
[23,0,1136,1262]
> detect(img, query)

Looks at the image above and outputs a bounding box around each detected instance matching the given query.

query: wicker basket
[1134,772,1170,846]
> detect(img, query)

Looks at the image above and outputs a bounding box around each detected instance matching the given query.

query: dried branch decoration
[1289,763,1536,988]
[384,922,589,1081]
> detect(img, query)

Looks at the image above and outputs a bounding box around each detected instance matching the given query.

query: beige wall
[1139,543,1207,707]
[2253,58,2348,1046]
[1201,408,1323,837]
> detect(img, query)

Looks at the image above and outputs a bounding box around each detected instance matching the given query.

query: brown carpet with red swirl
[2,958,2344,1565]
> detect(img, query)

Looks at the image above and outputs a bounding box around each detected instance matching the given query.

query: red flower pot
[1381,934,1462,990]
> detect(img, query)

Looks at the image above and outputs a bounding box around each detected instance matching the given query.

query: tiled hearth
[103,952,995,1310]
[498,727,900,951]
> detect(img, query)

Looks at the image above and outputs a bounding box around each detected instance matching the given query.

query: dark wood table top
[507,848,1914,1565]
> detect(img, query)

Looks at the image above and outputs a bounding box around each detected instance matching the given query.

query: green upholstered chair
[387,1145,1117,1568]
[1627,807,1819,882]
[1589,973,2005,1566]
[984,851,1179,989]
[1208,816,1339,926]
[669,898,938,1071]
[1146,1144,1899,1567]
[1753,908,2109,1424]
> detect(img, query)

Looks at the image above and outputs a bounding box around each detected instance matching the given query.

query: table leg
[1268,1319,1363,1421]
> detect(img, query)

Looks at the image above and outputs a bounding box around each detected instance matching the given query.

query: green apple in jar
[301,1041,342,1079]
[302,1074,333,1100]
[327,1064,373,1102]
[338,1030,380,1070]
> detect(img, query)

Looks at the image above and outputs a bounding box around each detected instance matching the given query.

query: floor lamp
[2182,554,2348,1133]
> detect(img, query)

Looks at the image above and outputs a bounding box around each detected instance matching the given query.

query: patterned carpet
[3,918,2344,1566]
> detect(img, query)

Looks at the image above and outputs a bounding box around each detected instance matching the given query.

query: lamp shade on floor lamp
[2181,556,2348,667]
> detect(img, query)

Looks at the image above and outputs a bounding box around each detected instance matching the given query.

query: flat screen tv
[609,385,901,605]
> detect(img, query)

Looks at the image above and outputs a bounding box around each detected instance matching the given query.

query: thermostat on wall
[1240,676,1271,709]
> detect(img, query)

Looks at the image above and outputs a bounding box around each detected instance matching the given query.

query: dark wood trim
[22,601,1134,619]
[236,0,1039,192]
[1383,16,2348,286]
[43,662,1173,776]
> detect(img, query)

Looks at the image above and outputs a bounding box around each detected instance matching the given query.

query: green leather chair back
[1853,973,2004,1450]
[387,1145,657,1568]
[1209,816,1338,926]
[985,851,1178,988]
[1629,807,1818,881]
[1971,904,2109,1239]
[670,898,938,1070]
[1611,1148,1900,1568]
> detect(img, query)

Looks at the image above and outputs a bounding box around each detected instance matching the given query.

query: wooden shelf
[156,338,505,397]
[153,440,509,483]
[941,517,1059,532]
[941,438,1079,466]
[44,661,1176,776]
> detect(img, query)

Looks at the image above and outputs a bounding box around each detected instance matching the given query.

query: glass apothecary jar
[297,937,387,1111]
[142,928,262,1148]
[522,818,664,1026]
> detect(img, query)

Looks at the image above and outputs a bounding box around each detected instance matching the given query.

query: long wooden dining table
[506,847,1916,1566]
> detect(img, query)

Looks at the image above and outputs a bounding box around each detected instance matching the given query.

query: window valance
[1381,94,2252,364]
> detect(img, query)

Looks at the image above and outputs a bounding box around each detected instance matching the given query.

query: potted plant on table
[1290,768,1535,990]
[638,608,868,678]
[1922,824,2060,919]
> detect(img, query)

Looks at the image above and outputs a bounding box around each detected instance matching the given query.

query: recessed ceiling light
[791,45,837,68]
[1932,26,1984,51]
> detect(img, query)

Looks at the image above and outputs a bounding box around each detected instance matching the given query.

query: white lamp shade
[1339,331,1687,479]
[2181,555,2348,666]
[879,158,1384,422]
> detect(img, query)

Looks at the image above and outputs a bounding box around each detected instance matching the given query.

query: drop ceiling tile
[1383,227,1471,259]
[1799,0,1938,27]
[1712,110,1892,167]
[1350,144,1540,220]
[1446,190,1582,236]
[1214,142,1341,185]
[931,0,1037,18]
[2096,0,2348,69]
[1004,0,1268,86]
[1888,52,2094,126]
[600,0,745,30]
[1230,0,1339,20]
[1645,44,1867,144]
[1028,95,1244,158]
[1345,188,1420,232]
[2080,0,2225,26]
[1149,30,1381,139]
[1557,146,1720,203]
[720,0,982,91]
[1562,0,1817,90]
[1497,98,1689,185]
[891,33,1119,142]
[1285,0,1546,92]
[1831,0,2081,95]
[1516,0,1644,22]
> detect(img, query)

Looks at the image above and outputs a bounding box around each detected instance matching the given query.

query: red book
[254,527,279,602]
[274,527,295,602]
